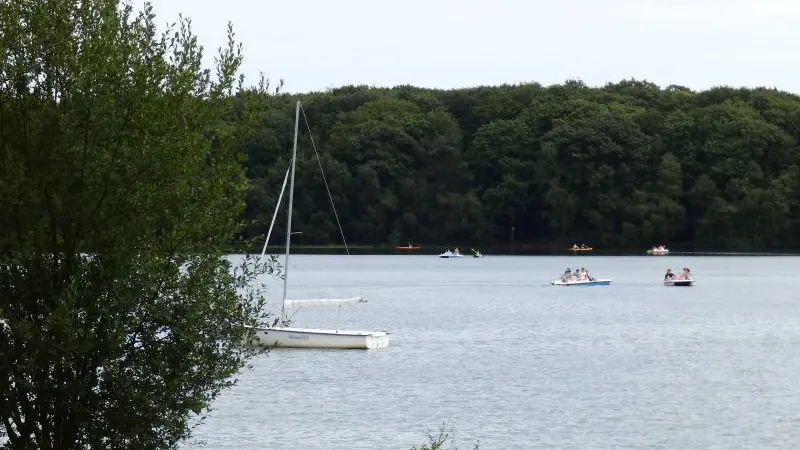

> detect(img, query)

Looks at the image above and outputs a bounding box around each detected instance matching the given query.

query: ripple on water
[186,255,800,449]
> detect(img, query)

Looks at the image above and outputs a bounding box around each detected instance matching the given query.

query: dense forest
[237,79,800,253]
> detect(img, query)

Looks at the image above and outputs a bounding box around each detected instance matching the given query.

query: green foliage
[0,0,276,448]
[244,80,800,251]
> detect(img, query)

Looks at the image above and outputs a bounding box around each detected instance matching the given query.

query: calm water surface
[187,255,800,449]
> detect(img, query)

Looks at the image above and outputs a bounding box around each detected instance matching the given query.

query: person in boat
[664,269,675,282]
[572,244,579,250]
[562,268,572,282]
[580,244,588,249]
[681,267,691,279]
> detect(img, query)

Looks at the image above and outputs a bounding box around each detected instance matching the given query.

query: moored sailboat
[250,101,390,350]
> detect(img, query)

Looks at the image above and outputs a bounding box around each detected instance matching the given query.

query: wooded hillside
[239,80,800,252]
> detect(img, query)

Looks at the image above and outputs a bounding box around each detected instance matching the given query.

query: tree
[0,1,276,448]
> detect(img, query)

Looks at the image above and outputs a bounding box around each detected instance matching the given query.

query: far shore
[228,243,800,257]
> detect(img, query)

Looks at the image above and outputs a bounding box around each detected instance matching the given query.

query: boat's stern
[365,331,391,350]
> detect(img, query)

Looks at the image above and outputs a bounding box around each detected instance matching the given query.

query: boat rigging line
[299,103,351,256]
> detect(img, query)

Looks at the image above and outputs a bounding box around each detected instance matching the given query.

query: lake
[186,254,800,449]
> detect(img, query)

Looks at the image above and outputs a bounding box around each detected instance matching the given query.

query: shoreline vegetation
[238,80,800,253]
[1,2,272,448]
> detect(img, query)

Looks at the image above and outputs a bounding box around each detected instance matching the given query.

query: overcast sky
[142,0,800,94]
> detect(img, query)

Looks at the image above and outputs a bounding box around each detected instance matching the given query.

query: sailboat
[249,101,390,350]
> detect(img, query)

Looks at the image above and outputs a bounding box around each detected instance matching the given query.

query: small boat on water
[552,267,611,286]
[647,245,670,255]
[396,241,420,251]
[250,298,390,349]
[439,248,464,258]
[552,278,612,286]
[663,268,694,286]
[471,248,484,258]
[569,244,592,252]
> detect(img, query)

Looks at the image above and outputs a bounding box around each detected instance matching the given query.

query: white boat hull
[251,326,390,349]
[647,249,670,255]
[551,278,612,286]
[664,279,694,286]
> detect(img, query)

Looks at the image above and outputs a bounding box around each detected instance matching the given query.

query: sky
[142,0,800,94]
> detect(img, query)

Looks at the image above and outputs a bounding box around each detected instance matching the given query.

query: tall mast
[280,100,301,323]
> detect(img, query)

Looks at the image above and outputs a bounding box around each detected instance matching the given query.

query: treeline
[238,79,800,252]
